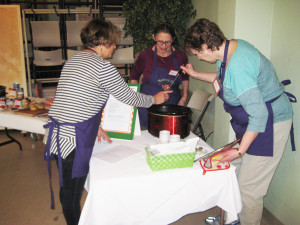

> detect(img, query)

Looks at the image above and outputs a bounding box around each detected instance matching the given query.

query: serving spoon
[169,66,185,90]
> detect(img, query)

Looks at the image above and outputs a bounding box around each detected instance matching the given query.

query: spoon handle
[169,68,184,89]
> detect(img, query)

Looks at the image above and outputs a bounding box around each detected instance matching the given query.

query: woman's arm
[238,131,259,155]
[101,63,171,107]
[181,64,217,83]
[220,131,259,162]
[178,80,189,106]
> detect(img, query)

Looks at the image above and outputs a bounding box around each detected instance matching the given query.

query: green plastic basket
[145,148,196,171]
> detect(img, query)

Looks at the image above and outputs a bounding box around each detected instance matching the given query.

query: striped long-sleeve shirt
[48,51,154,158]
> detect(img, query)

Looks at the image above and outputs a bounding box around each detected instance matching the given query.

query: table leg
[0,127,22,151]
[30,133,38,141]
[220,208,225,225]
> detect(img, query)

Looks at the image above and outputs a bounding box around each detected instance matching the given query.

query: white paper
[94,145,140,164]
[101,86,138,134]
[134,110,141,136]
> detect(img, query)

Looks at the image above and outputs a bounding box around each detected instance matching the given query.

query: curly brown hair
[80,18,118,49]
[184,18,226,52]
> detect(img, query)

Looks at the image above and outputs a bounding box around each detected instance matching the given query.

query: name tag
[213,77,221,95]
[168,70,178,76]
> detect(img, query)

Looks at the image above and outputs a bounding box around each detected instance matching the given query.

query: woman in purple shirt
[130,23,189,128]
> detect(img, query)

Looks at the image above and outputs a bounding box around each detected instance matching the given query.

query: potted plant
[123,0,196,54]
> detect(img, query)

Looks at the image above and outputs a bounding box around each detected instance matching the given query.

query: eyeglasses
[156,40,172,46]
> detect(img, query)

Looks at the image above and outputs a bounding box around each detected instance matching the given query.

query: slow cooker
[147,104,192,139]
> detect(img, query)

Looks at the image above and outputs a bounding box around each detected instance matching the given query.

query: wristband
[236,148,244,157]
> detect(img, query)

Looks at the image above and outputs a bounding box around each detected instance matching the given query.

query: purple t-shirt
[130,47,189,83]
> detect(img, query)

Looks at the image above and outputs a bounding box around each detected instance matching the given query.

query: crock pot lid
[148,104,191,115]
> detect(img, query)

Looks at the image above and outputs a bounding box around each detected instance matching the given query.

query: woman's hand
[178,96,188,106]
[180,64,217,83]
[220,148,241,162]
[181,64,196,77]
[219,131,258,163]
[130,80,138,84]
[153,90,173,104]
[97,127,112,143]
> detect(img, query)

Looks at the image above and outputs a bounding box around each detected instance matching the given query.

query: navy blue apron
[217,40,296,156]
[139,47,181,128]
[280,79,297,151]
[44,105,104,209]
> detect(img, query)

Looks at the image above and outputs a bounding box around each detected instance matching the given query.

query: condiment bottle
[17,88,24,99]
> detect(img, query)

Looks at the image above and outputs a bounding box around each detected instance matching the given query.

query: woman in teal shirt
[182,18,293,225]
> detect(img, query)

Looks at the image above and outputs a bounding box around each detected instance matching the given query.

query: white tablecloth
[0,98,47,134]
[79,131,242,225]
[0,110,47,134]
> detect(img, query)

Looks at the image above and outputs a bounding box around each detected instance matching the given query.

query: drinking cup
[159,130,170,144]
[169,134,180,143]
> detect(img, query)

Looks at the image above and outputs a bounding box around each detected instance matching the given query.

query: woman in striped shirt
[44,18,172,225]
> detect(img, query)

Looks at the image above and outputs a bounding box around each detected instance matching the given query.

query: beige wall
[187,0,220,146]
[264,1,300,224]
[234,0,274,58]
[189,0,300,223]
[189,0,236,147]
[215,0,237,147]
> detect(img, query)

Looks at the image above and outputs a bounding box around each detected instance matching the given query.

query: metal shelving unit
[1,0,126,96]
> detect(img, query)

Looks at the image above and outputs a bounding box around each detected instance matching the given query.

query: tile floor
[0,130,281,225]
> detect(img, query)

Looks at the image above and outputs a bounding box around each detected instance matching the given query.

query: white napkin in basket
[148,137,199,155]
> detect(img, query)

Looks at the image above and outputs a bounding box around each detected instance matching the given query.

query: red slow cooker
[147,104,192,139]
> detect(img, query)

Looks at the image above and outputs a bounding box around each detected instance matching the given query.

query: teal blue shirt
[218,40,293,132]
